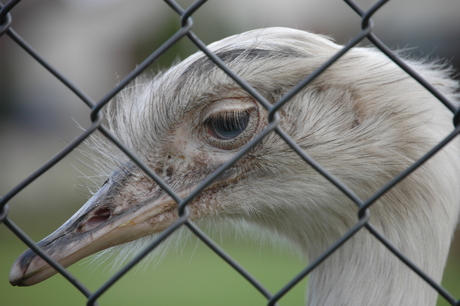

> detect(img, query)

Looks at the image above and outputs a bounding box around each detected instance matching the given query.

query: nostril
[81,208,111,232]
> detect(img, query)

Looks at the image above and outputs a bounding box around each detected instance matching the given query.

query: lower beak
[9,181,180,286]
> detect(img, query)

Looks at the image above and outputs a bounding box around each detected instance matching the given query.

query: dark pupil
[208,111,250,140]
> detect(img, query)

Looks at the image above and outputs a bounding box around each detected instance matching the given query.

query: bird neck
[298,189,456,306]
[252,186,456,306]
[305,229,442,306]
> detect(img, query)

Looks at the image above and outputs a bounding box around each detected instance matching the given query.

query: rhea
[9,28,460,305]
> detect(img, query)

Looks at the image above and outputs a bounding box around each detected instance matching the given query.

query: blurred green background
[1,225,310,305]
[2,0,460,305]
[2,223,460,305]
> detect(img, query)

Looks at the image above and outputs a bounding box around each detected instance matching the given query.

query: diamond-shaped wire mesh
[1,0,460,305]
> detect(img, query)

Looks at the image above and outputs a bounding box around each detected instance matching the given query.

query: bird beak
[9,166,183,286]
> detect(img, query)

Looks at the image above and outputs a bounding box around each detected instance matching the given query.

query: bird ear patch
[308,84,364,131]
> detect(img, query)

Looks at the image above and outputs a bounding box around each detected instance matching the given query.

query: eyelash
[206,110,251,140]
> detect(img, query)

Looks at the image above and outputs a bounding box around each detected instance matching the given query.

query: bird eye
[206,111,250,140]
[202,98,259,150]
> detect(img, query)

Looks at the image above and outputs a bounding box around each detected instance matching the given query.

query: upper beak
[9,168,182,286]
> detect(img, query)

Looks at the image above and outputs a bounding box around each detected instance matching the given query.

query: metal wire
[1,0,459,305]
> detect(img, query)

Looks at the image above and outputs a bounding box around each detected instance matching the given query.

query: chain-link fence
[1,0,460,305]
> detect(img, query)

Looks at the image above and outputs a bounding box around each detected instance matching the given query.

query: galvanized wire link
[1,0,459,305]
[0,0,18,36]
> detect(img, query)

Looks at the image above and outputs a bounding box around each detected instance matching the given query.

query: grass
[2,222,460,305]
[1,225,308,306]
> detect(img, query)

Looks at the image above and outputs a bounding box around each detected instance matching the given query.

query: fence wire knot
[0,204,8,223]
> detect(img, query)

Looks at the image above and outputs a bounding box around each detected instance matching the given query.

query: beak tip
[8,248,48,287]
[9,259,27,286]
[9,261,54,287]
